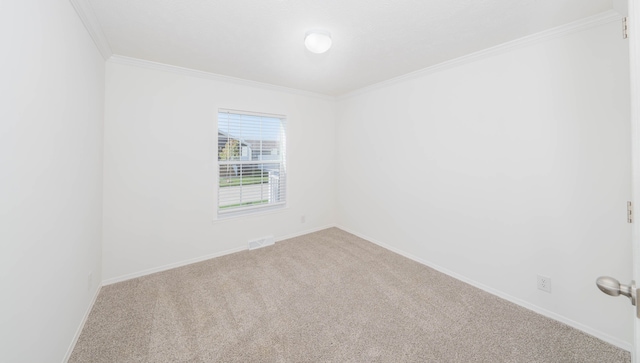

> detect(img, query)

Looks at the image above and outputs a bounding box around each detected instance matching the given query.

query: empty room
[4,0,640,362]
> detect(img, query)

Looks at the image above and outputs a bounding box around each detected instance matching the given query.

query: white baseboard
[62,285,102,363]
[275,224,337,243]
[96,224,629,352]
[335,224,633,353]
[102,224,337,286]
[102,246,246,286]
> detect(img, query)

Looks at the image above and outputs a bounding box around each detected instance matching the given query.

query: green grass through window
[219,176,268,187]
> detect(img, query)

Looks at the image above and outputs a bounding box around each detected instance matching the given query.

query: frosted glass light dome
[304,30,332,54]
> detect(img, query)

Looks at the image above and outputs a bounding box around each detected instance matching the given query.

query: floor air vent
[248,236,275,250]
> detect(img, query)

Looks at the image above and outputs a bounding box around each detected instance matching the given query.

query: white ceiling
[88,0,615,96]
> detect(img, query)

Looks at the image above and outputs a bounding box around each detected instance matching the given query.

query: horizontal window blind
[217,110,287,216]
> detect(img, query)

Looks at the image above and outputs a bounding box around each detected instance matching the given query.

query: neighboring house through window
[217,109,287,217]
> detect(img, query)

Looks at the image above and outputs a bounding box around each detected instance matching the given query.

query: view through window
[217,110,287,216]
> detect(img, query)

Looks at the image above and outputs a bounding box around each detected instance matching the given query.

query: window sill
[212,205,289,223]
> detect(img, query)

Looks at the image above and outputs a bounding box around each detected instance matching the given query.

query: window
[217,109,287,217]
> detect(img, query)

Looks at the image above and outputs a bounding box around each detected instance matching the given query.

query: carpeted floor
[69,228,630,362]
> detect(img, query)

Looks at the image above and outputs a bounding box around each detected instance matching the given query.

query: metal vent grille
[248,236,275,250]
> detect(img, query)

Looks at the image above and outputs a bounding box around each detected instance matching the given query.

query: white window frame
[216,109,287,218]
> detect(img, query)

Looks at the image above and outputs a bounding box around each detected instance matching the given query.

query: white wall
[102,61,336,281]
[0,1,105,362]
[336,20,633,347]
[0,3,628,360]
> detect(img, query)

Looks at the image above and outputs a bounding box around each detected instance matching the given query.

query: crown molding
[72,5,621,101]
[339,10,623,100]
[107,55,335,101]
[69,0,112,60]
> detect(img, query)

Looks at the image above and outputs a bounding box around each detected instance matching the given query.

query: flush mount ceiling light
[304,30,332,54]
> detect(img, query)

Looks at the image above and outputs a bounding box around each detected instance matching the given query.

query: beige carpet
[70,228,630,362]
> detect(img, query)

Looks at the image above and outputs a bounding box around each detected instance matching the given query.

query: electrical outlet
[88,272,93,291]
[301,215,306,224]
[537,275,551,293]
